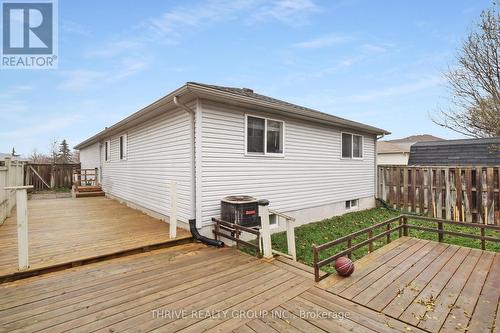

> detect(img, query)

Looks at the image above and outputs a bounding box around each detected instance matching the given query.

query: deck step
[76,185,102,192]
[75,191,105,198]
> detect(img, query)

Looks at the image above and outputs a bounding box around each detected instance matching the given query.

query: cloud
[61,20,91,37]
[85,40,141,58]
[252,0,319,24]
[351,76,445,102]
[111,58,150,81]
[58,70,107,91]
[59,57,151,91]
[293,34,348,48]
[145,0,254,42]
[0,114,82,140]
[362,43,390,53]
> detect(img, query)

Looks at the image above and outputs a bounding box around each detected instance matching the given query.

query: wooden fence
[24,163,81,190]
[0,158,25,224]
[378,165,500,225]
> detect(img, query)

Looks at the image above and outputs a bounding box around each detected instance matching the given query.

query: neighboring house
[377,134,443,165]
[408,137,500,166]
[75,82,389,235]
[0,153,29,163]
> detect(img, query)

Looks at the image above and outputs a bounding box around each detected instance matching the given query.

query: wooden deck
[0,242,428,333]
[320,237,500,333]
[0,236,497,332]
[0,197,191,278]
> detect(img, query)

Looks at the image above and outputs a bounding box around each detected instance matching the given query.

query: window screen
[247,116,265,153]
[342,133,352,158]
[266,120,283,154]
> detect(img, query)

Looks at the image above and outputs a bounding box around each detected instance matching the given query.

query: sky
[0,0,493,156]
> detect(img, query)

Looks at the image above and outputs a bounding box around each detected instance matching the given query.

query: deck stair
[73,185,105,198]
[72,168,105,198]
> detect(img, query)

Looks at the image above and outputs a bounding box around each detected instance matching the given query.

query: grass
[251,208,500,273]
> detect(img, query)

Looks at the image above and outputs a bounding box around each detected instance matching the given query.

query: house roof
[377,141,412,154]
[377,134,444,154]
[389,134,443,144]
[0,153,29,162]
[74,82,390,150]
[408,137,500,166]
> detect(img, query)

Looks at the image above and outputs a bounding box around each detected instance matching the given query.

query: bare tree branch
[432,3,500,137]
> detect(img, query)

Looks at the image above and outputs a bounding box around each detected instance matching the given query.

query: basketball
[335,257,354,277]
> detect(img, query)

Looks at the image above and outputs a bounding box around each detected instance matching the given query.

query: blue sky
[0,0,492,155]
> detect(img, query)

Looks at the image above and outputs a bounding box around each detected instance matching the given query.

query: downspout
[173,95,197,226]
[375,134,385,200]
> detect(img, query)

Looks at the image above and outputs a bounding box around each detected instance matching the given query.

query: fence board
[0,159,25,225]
[24,163,80,190]
[378,165,500,225]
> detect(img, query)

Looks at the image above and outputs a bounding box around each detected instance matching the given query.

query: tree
[432,3,500,138]
[58,139,71,163]
[49,138,59,164]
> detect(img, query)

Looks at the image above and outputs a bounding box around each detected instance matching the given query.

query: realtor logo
[1,0,58,69]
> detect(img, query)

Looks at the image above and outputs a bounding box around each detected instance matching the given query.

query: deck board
[0,241,434,333]
[322,238,500,333]
[0,197,190,277]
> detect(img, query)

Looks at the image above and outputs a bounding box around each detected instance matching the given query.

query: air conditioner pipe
[189,219,224,247]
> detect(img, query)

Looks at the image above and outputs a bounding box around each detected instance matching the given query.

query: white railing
[259,202,297,261]
[0,157,25,225]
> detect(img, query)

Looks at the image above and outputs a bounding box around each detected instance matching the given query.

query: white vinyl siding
[100,107,193,222]
[80,142,100,170]
[199,99,376,226]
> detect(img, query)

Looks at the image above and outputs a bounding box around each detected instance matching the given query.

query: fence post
[403,215,408,236]
[313,245,319,282]
[368,229,373,253]
[347,236,352,259]
[480,227,485,250]
[286,218,297,261]
[258,199,272,260]
[398,216,403,238]
[94,167,99,186]
[386,222,391,243]
[438,221,443,242]
[4,185,33,270]
[169,181,177,239]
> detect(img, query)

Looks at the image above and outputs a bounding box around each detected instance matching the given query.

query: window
[104,140,110,162]
[247,116,265,153]
[119,134,127,160]
[341,133,363,159]
[246,115,284,155]
[345,199,359,210]
[269,214,278,229]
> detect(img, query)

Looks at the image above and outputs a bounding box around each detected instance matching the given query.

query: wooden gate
[25,163,81,190]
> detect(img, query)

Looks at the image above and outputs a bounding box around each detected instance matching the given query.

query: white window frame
[341,132,364,160]
[345,199,359,210]
[104,140,111,162]
[119,134,127,161]
[269,214,279,229]
[244,114,285,157]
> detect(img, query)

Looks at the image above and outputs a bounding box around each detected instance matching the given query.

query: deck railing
[1,158,25,225]
[312,214,500,282]
[212,218,262,256]
[212,205,297,261]
[73,168,99,187]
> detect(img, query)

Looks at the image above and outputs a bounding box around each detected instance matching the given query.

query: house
[408,137,500,166]
[75,82,389,235]
[0,152,29,165]
[377,134,443,165]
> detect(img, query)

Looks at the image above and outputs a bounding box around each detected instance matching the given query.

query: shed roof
[75,82,389,150]
[408,137,500,166]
